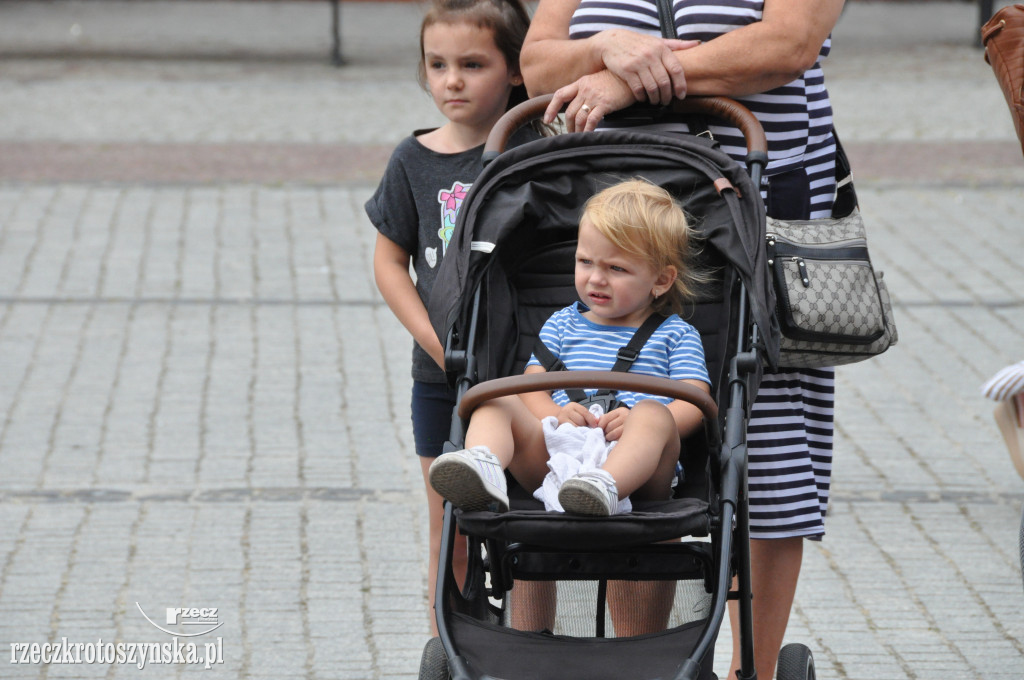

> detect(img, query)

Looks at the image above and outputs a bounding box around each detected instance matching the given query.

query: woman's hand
[597,407,630,441]
[544,70,637,132]
[557,402,599,428]
[595,30,698,105]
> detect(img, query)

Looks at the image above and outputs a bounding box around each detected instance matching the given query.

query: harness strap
[532,312,669,405]
[832,129,859,219]
[611,313,668,372]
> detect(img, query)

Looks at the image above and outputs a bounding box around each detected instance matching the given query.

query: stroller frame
[423,96,792,680]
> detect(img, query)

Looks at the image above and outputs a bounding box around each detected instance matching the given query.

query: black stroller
[422,96,815,680]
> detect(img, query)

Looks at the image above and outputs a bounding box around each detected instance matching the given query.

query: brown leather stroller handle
[458,370,717,422]
[484,93,556,157]
[484,94,768,158]
[669,97,767,155]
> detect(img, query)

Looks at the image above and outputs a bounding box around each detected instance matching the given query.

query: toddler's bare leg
[464,396,547,487]
[466,395,551,492]
[600,400,680,500]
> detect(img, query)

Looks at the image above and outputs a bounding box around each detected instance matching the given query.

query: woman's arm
[671,0,845,97]
[522,0,695,104]
[527,0,844,129]
[521,0,601,95]
[373,233,445,368]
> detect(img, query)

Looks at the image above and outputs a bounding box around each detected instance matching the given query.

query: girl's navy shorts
[411,381,458,458]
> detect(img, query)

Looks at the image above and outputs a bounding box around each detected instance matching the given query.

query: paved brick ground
[0,2,1022,679]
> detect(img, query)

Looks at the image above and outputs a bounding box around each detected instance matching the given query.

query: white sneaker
[429,446,509,512]
[558,469,620,516]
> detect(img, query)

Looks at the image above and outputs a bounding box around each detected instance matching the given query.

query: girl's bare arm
[373,233,445,368]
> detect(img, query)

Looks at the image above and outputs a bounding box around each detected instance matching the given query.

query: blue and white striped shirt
[526,302,710,407]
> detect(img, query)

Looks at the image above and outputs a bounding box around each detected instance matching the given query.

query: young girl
[428,178,711,518]
[364,0,536,634]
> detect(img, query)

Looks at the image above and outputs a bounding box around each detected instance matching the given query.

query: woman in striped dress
[521,2,845,678]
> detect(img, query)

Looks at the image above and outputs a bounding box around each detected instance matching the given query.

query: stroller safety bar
[457,370,718,424]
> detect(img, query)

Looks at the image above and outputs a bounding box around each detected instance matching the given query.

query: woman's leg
[731,367,833,678]
[510,580,557,632]
[608,580,676,637]
[728,537,803,679]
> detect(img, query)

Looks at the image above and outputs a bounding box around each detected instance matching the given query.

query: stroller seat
[454,496,712,551]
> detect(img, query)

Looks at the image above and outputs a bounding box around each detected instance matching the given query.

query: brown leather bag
[982,4,1024,156]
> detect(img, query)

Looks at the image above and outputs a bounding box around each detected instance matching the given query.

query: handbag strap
[832,129,859,218]
[655,0,677,39]
[652,0,717,136]
[654,0,857,219]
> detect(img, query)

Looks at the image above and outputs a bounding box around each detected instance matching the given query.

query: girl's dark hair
[418,0,532,111]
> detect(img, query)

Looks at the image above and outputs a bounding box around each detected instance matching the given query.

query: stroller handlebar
[458,371,718,423]
[485,94,769,163]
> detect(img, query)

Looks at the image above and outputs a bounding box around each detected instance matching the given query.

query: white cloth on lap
[533,404,631,514]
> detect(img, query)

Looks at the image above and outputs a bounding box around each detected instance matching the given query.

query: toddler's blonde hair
[581,178,704,316]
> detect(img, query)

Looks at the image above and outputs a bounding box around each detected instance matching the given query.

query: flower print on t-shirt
[436,181,471,259]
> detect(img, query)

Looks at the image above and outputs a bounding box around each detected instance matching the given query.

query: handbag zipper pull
[795,257,810,287]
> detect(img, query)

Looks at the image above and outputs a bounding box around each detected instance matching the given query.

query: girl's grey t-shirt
[365,132,485,383]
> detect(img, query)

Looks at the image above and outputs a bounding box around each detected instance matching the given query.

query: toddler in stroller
[428,178,711,520]
[422,96,817,680]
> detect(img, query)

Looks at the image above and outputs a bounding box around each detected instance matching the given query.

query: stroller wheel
[776,643,816,680]
[418,637,450,680]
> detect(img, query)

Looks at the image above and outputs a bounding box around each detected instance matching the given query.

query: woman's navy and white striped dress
[570,0,837,539]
